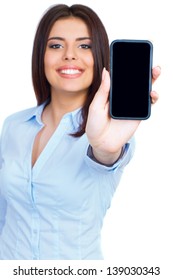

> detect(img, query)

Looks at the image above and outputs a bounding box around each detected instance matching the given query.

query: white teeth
[60,69,81,74]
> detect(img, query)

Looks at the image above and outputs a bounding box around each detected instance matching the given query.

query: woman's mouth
[57,66,83,78]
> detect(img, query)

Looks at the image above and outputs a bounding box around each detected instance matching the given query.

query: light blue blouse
[0,103,135,260]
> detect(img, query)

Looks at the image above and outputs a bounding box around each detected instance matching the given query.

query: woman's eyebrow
[47,36,64,41]
[76,37,91,41]
[47,36,91,41]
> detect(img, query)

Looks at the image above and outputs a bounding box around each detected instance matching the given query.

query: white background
[0,0,172,278]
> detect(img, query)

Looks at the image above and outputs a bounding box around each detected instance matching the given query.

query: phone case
[110,39,153,120]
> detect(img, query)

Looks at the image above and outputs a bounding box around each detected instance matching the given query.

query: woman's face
[44,17,94,100]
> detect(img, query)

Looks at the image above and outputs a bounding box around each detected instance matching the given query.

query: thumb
[91,68,110,110]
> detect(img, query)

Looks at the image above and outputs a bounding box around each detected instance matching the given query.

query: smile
[57,66,83,78]
[60,69,82,75]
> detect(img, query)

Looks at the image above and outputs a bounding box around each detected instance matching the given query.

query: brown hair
[32,4,110,137]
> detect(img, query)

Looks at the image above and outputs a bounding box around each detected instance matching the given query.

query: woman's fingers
[152,66,161,84]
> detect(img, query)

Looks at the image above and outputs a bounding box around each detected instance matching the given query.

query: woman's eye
[79,44,91,49]
[49,44,63,49]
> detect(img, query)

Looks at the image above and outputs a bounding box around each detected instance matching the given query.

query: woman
[0,4,160,260]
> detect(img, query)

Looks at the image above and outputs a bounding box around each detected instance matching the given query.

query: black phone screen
[110,40,153,119]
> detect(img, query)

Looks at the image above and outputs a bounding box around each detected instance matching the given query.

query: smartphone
[110,39,153,119]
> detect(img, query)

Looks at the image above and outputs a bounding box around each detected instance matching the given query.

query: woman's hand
[86,66,161,165]
[151,66,161,104]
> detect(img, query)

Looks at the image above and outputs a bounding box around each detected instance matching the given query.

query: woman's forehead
[49,17,90,38]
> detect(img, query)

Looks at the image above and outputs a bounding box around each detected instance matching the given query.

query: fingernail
[156,66,161,72]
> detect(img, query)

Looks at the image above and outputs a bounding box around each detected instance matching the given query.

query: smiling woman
[32,16,95,167]
[32,4,110,138]
[0,4,160,260]
[44,17,94,109]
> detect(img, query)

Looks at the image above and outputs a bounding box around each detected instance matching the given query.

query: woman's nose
[62,46,78,61]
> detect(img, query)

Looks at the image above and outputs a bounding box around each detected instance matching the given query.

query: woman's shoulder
[5,106,38,122]
[0,105,41,136]
[4,105,43,124]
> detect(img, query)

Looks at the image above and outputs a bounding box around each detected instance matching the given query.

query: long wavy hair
[32,4,110,137]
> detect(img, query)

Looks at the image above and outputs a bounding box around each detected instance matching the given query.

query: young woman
[0,4,160,260]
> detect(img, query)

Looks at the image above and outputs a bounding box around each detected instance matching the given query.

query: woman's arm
[86,67,161,165]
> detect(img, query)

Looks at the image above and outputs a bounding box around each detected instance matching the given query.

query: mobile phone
[110,39,153,119]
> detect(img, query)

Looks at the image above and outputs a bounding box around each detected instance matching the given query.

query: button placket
[31,211,40,259]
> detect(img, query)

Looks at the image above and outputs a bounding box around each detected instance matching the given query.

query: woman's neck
[42,91,86,127]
